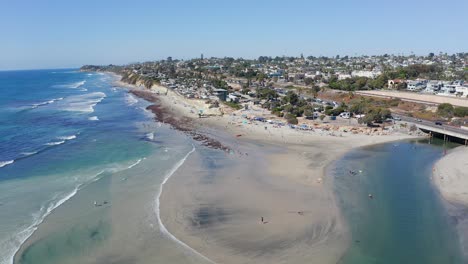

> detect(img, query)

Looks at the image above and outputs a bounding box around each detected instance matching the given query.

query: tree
[282,91,299,105]
[454,107,468,117]
[257,88,279,100]
[304,78,314,86]
[360,107,391,125]
[437,103,454,118]
[349,98,369,115]
[304,108,314,118]
[312,85,321,98]
[285,113,298,124]
[283,104,294,113]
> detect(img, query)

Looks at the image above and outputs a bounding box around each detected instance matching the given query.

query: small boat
[368,194,373,199]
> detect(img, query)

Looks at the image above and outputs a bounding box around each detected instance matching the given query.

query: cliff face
[80,66,160,90]
[120,71,160,89]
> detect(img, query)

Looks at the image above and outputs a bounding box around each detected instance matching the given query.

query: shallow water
[0,69,200,264]
[332,140,464,263]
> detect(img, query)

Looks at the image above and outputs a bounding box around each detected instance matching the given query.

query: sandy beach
[433,146,468,258]
[123,81,421,263]
[433,147,468,206]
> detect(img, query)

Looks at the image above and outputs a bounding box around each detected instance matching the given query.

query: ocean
[0,69,201,264]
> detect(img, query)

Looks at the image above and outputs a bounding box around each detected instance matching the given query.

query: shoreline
[154,145,216,263]
[113,74,423,263]
[432,146,468,258]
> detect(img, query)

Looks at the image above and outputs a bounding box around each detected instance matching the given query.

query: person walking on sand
[261,216,264,223]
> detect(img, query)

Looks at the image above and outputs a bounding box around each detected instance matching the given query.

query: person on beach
[261,217,264,223]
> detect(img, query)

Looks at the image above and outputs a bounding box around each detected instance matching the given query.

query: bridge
[393,115,468,145]
[416,124,468,145]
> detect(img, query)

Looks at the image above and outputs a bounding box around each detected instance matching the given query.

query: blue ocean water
[0,69,159,264]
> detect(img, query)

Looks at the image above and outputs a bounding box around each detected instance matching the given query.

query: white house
[351,70,381,79]
[337,73,352,80]
[424,81,442,93]
[407,80,426,91]
[440,84,457,95]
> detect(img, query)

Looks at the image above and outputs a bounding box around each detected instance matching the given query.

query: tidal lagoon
[332,140,463,264]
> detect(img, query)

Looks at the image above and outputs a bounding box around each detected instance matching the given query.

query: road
[356,90,468,107]
[393,114,468,139]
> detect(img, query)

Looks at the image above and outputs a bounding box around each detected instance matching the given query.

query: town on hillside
[81,53,468,129]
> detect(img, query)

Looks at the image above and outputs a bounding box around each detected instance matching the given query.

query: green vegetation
[437,103,454,118]
[224,101,242,110]
[359,107,391,125]
[437,103,468,118]
[326,64,456,91]
[454,107,468,117]
[285,113,298,124]
[256,88,279,100]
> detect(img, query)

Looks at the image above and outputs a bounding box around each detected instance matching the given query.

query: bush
[388,98,401,107]
[285,113,298,124]
[224,101,242,110]
[437,103,454,118]
[454,106,468,117]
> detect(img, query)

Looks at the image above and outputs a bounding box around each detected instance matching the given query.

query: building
[455,84,468,97]
[424,81,442,93]
[407,80,426,91]
[351,70,381,79]
[388,79,405,89]
[213,88,228,101]
[337,73,352,80]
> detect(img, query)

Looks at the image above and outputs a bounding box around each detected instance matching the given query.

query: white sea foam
[30,97,63,109]
[0,160,14,168]
[5,187,79,264]
[5,165,119,264]
[45,141,65,146]
[57,135,77,141]
[154,146,215,263]
[146,133,155,140]
[53,80,86,89]
[21,151,38,157]
[127,159,142,169]
[88,116,99,121]
[59,92,106,113]
[125,93,139,105]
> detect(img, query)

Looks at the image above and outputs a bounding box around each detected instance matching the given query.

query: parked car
[435,121,443,126]
[393,116,401,121]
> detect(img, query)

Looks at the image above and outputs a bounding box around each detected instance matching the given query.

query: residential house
[424,81,442,93]
[407,80,426,91]
[388,79,405,89]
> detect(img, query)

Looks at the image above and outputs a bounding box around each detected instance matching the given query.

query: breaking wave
[0,160,14,168]
[53,80,86,89]
[58,92,106,113]
[30,98,63,109]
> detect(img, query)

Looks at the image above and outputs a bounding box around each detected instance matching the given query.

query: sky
[0,0,467,70]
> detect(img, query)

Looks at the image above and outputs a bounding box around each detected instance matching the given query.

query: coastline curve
[155,145,216,264]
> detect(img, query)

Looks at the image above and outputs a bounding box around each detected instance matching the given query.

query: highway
[392,114,468,139]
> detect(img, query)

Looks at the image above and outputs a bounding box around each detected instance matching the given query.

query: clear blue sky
[1,0,467,70]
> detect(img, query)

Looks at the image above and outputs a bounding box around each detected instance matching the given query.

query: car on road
[416,119,422,122]
[435,121,443,126]
[393,116,401,121]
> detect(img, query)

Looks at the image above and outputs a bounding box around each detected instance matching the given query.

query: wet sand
[433,147,468,258]
[128,82,420,263]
